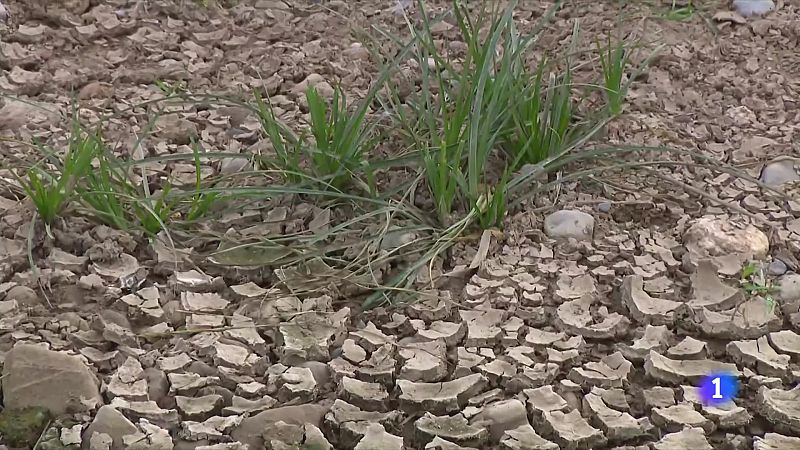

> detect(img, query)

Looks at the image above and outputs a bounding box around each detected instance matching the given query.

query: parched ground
[1,0,800,449]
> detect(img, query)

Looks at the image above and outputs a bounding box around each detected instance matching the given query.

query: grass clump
[598,33,632,116]
[256,85,377,194]
[15,115,100,228]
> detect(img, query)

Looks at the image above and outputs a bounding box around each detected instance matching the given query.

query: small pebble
[733,0,775,17]
[597,202,612,213]
[768,259,788,276]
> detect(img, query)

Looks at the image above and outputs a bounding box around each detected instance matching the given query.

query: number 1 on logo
[712,377,723,399]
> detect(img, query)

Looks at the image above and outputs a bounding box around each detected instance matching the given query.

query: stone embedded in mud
[499,424,559,450]
[754,433,800,450]
[777,274,800,328]
[644,351,741,385]
[757,386,800,435]
[354,423,404,450]
[568,352,632,389]
[727,336,790,379]
[540,409,606,450]
[651,403,715,434]
[398,373,488,415]
[556,295,630,339]
[760,157,799,186]
[543,209,595,242]
[667,336,708,360]
[683,217,769,264]
[339,376,389,412]
[652,427,713,450]
[342,338,367,364]
[415,413,489,448]
[1,343,102,415]
[621,275,681,325]
[399,339,448,382]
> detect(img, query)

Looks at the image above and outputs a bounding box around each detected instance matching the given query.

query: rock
[727,336,790,379]
[556,296,630,339]
[621,276,681,325]
[582,389,643,442]
[760,157,799,186]
[652,427,713,450]
[356,344,396,385]
[733,0,775,17]
[644,351,741,385]
[568,352,632,389]
[425,436,478,450]
[125,419,174,448]
[176,395,224,421]
[667,337,707,360]
[181,416,242,442]
[1,344,102,414]
[540,409,606,450]
[777,274,800,327]
[754,433,800,450]
[81,405,139,450]
[757,386,800,435]
[339,377,389,412]
[278,318,338,364]
[543,210,594,241]
[651,403,715,434]
[231,403,330,449]
[683,217,769,263]
[469,399,529,442]
[6,285,39,306]
[417,321,466,346]
[350,322,396,353]
[499,424,559,450]
[399,339,448,382]
[354,423,404,450]
[415,413,489,448]
[768,260,788,276]
[682,386,752,429]
[398,374,487,415]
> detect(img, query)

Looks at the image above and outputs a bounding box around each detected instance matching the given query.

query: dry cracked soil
[1,0,800,449]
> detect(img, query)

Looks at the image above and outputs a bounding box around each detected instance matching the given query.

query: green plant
[597,33,631,116]
[16,116,100,228]
[664,0,695,21]
[306,85,377,193]
[255,86,377,194]
[740,261,779,313]
[390,0,531,228]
